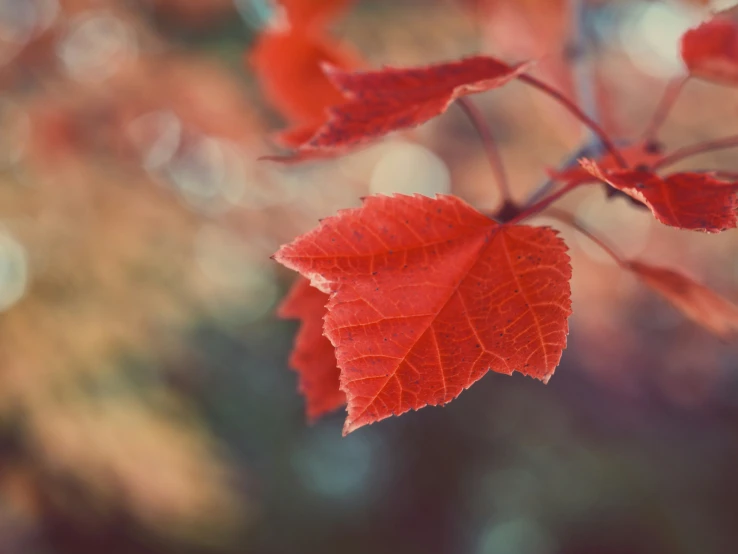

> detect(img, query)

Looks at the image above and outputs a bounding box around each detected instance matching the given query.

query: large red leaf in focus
[292,56,529,152]
[582,160,738,233]
[274,194,572,434]
[279,277,345,421]
[681,7,738,86]
[249,26,360,133]
[627,261,738,341]
[279,0,353,29]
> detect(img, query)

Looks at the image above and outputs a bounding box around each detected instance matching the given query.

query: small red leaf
[627,261,738,341]
[274,194,572,434]
[292,56,530,152]
[278,277,345,421]
[249,27,360,128]
[582,160,738,233]
[681,7,738,86]
[551,141,663,187]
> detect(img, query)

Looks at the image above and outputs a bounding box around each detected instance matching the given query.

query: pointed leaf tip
[296,56,530,154]
[627,261,738,341]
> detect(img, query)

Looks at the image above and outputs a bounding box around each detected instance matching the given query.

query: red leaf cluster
[276,194,571,434]
[265,2,738,434]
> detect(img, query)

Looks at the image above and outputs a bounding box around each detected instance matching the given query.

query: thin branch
[508,181,586,225]
[518,73,628,168]
[456,97,512,202]
[524,0,602,209]
[568,0,599,129]
[653,134,738,171]
[642,76,689,141]
[545,208,625,265]
[523,141,601,207]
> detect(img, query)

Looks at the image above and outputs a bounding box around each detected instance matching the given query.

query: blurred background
[0,0,738,552]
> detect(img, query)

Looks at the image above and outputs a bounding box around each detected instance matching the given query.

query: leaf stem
[523,141,600,207]
[508,181,585,225]
[642,76,689,141]
[653,134,738,171]
[518,73,628,168]
[568,0,600,128]
[456,97,511,202]
[544,208,625,265]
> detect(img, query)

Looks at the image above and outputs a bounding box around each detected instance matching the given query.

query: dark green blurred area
[1,1,738,553]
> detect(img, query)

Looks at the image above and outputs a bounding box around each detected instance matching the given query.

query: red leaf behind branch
[582,160,738,233]
[278,277,345,421]
[249,26,360,139]
[290,56,530,153]
[627,261,738,341]
[551,141,663,187]
[681,7,738,86]
[275,194,572,434]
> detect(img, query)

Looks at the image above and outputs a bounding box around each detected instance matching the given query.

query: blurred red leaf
[274,194,571,434]
[287,56,530,154]
[582,160,738,233]
[279,0,353,29]
[627,261,738,340]
[249,26,360,132]
[681,7,738,85]
[278,277,344,421]
[469,0,575,103]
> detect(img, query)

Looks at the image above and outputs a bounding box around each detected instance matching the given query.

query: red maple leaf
[287,56,530,153]
[274,194,572,434]
[279,0,353,29]
[627,261,738,341]
[581,160,738,233]
[249,26,361,140]
[278,277,345,421]
[681,7,738,86]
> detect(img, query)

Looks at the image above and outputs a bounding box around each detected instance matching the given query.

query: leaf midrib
[341,225,502,428]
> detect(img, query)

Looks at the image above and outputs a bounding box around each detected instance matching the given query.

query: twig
[545,208,625,265]
[456,97,511,202]
[642,76,689,141]
[508,181,586,225]
[518,74,627,168]
[524,141,601,207]
[653,134,738,171]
